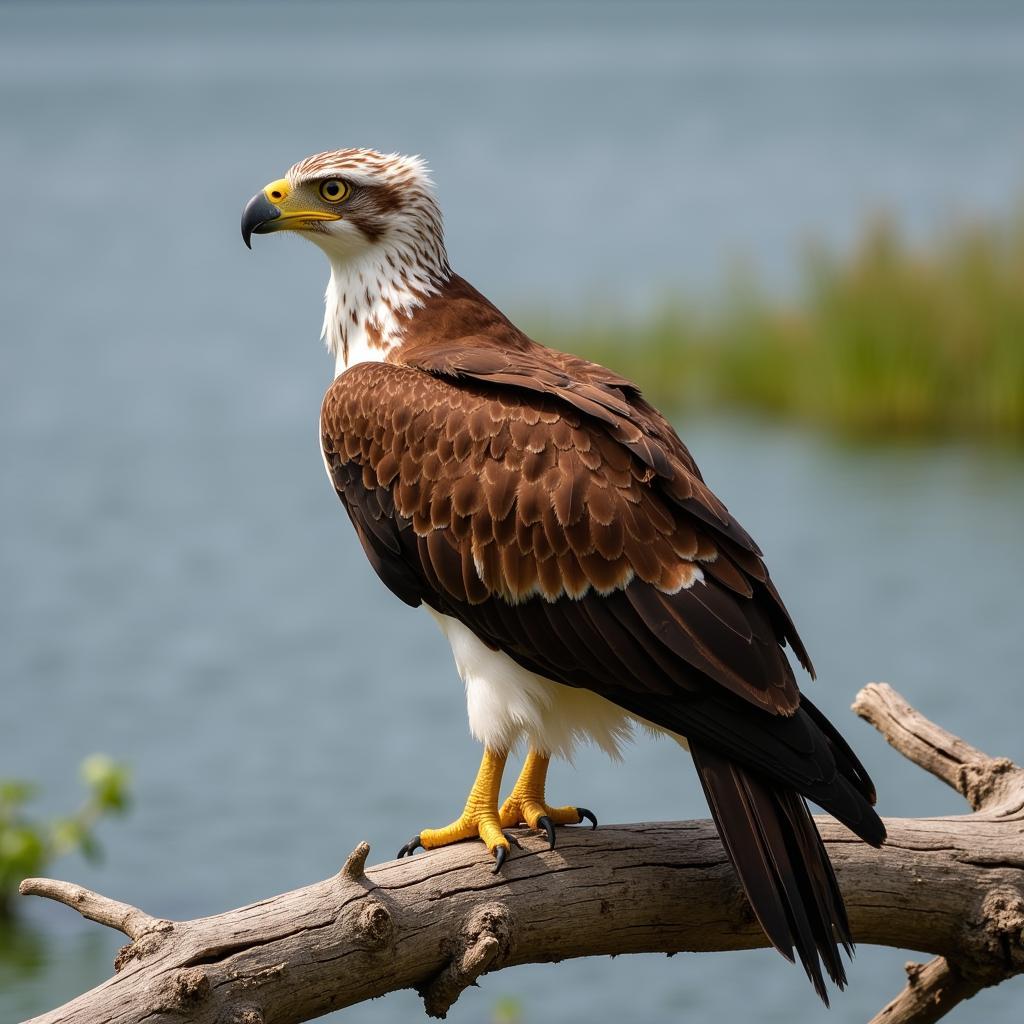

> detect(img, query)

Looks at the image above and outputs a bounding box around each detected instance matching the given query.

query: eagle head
[242,148,450,369]
[241,148,445,268]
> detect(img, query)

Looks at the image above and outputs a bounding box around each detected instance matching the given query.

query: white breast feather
[426,609,642,760]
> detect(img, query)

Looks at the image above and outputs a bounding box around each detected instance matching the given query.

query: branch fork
[419,902,515,1018]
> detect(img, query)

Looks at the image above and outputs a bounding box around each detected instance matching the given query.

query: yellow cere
[262,179,291,205]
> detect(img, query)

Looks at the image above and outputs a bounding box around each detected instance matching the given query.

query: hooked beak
[241,192,281,249]
[241,177,342,249]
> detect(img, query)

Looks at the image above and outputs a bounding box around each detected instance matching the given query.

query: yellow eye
[319,179,350,203]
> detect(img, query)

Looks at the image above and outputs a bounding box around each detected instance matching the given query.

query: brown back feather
[322,351,802,714]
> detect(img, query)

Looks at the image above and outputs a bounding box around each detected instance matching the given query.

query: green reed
[536,210,1024,441]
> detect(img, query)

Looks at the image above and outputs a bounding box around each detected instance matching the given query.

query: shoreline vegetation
[534,210,1024,443]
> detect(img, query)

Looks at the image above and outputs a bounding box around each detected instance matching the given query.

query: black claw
[397,835,423,858]
[503,830,523,850]
[537,815,557,849]
[577,807,598,830]
[492,844,508,873]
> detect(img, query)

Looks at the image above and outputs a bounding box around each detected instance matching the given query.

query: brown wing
[403,340,814,678]
[322,359,802,715]
[386,271,816,673]
[408,344,759,548]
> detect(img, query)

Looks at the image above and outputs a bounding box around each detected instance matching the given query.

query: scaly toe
[415,811,513,874]
[500,794,597,846]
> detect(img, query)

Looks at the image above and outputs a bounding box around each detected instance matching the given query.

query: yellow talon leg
[397,748,514,871]
[499,748,597,848]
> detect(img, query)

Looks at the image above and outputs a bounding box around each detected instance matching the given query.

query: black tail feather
[691,742,854,1004]
[800,693,879,806]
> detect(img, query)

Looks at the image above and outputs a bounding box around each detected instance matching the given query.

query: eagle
[241,148,884,1002]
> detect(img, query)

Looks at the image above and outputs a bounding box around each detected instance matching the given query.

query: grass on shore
[538,210,1024,442]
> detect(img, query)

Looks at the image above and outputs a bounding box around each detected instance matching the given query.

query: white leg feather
[427,609,642,760]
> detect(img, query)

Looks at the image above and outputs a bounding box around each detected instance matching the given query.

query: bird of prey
[241,148,884,1001]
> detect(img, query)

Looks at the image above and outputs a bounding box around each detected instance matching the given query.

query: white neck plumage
[322,241,450,377]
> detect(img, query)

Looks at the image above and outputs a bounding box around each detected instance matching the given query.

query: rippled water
[3,2,1023,1022]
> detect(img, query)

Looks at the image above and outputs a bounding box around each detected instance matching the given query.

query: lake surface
[2,2,1023,1022]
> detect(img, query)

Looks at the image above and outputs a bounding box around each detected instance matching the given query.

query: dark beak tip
[240,192,281,250]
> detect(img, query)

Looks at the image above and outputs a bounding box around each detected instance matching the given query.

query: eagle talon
[504,830,523,850]
[492,845,508,873]
[537,815,557,849]
[397,835,423,858]
[577,807,598,830]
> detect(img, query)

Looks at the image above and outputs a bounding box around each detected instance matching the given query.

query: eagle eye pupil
[317,179,349,202]
[322,180,343,199]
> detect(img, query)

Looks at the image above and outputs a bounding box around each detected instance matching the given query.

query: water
[2,2,1023,1021]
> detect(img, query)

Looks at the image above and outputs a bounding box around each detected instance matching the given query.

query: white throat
[323,248,449,377]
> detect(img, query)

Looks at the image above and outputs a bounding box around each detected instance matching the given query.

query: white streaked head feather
[285,148,451,374]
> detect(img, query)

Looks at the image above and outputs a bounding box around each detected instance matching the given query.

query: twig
[340,840,371,880]
[418,902,514,1018]
[18,877,168,940]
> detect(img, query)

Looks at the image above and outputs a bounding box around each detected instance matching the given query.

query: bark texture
[19,684,1024,1024]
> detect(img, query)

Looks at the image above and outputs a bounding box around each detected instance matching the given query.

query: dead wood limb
[19,684,1024,1024]
[852,682,1024,812]
[17,878,170,940]
[867,957,988,1024]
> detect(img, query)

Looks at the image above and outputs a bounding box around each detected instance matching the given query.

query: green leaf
[0,780,38,814]
[491,996,523,1024]
[50,818,86,857]
[1,755,132,919]
[80,755,131,813]
[0,826,47,887]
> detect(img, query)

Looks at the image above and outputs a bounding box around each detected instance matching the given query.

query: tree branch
[867,957,988,1024]
[852,682,1024,811]
[19,685,1024,1024]
[17,878,169,940]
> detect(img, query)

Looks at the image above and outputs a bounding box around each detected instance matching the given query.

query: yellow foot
[396,747,521,873]
[499,749,597,849]
[397,811,522,873]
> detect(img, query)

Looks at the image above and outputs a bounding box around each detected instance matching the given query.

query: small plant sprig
[0,756,130,919]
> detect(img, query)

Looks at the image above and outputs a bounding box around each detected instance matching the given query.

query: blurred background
[2,1,1022,1021]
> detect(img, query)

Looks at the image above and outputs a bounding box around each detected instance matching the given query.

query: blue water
[2,2,1023,1021]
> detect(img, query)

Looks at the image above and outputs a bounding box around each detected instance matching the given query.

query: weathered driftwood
[19,684,1024,1024]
